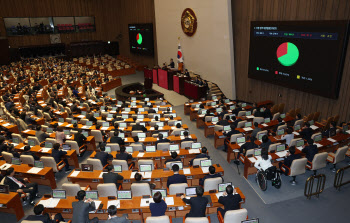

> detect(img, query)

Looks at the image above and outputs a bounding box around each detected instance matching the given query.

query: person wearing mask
[103,165,124,188]
[302,139,318,162]
[167,164,187,188]
[51,143,71,172]
[105,205,129,223]
[281,128,295,146]
[217,185,242,218]
[21,145,40,160]
[181,187,208,218]
[189,147,210,166]
[199,165,223,186]
[150,191,167,216]
[279,146,302,175]
[72,190,99,223]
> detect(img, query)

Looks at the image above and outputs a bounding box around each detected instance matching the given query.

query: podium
[158,69,174,90]
[184,81,206,100]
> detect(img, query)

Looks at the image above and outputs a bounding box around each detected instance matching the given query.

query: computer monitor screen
[241,103,247,107]
[314,134,322,142]
[117,190,132,199]
[34,160,44,168]
[140,164,152,172]
[156,122,164,127]
[146,146,156,152]
[169,144,179,151]
[101,106,105,110]
[218,182,233,192]
[245,122,252,127]
[212,96,217,100]
[201,110,207,115]
[280,113,286,119]
[152,189,167,198]
[160,132,168,138]
[145,98,149,101]
[137,115,144,119]
[216,108,222,113]
[131,97,136,101]
[72,120,78,124]
[46,128,53,133]
[118,133,125,138]
[112,107,118,111]
[125,108,131,112]
[224,126,231,131]
[200,159,212,167]
[93,113,99,117]
[138,133,146,138]
[277,129,285,135]
[62,144,71,150]
[276,144,285,152]
[81,164,93,171]
[82,131,89,137]
[113,165,122,172]
[211,102,216,106]
[102,122,109,127]
[171,113,177,118]
[27,139,35,146]
[294,125,301,131]
[230,105,236,110]
[119,123,127,128]
[85,191,98,200]
[185,187,197,196]
[0,185,9,194]
[246,111,252,116]
[45,142,53,148]
[258,133,266,140]
[107,114,113,118]
[52,189,66,199]
[105,146,111,153]
[82,111,87,116]
[139,108,144,112]
[254,149,262,156]
[86,121,93,126]
[12,138,19,144]
[191,142,201,149]
[309,120,314,125]
[212,117,219,122]
[131,102,136,106]
[296,139,304,147]
[117,101,123,105]
[11,157,21,165]
[237,137,245,144]
[125,146,133,153]
[58,118,64,123]
[64,130,70,135]
[264,118,270,123]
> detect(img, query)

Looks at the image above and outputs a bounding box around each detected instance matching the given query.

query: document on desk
[188,149,200,154]
[140,198,154,207]
[310,125,319,130]
[246,115,255,119]
[27,167,43,174]
[0,163,12,170]
[78,115,85,118]
[18,146,26,150]
[149,127,154,130]
[248,157,256,163]
[243,127,253,131]
[315,143,323,148]
[23,129,31,133]
[171,126,176,130]
[89,201,101,213]
[66,124,73,128]
[216,192,224,199]
[137,152,144,157]
[296,146,303,151]
[70,171,80,177]
[276,151,288,158]
[139,138,145,142]
[183,168,191,175]
[58,122,64,126]
[293,131,300,135]
[327,138,337,143]
[261,124,268,127]
[108,200,120,209]
[81,126,90,129]
[2,123,11,127]
[40,148,52,153]
[143,172,152,179]
[66,135,73,139]
[201,167,209,173]
[40,198,60,208]
[101,127,109,130]
[198,114,205,118]
[165,197,174,205]
[99,172,105,179]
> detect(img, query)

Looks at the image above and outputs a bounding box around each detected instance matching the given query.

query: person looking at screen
[150,191,167,216]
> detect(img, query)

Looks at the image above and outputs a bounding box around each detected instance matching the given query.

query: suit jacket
[260,140,272,150]
[167,173,187,188]
[72,200,96,223]
[224,129,240,139]
[36,130,49,142]
[264,109,272,119]
[181,137,194,142]
[150,199,167,217]
[302,145,318,162]
[74,133,87,147]
[199,173,223,186]
[240,141,258,155]
[106,216,129,223]
[283,154,302,168]
[190,154,210,166]
[95,151,112,166]
[155,138,170,147]
[300,127,313,140]
[218,193,242,212]
[22,151,40,160]
[4,176,26,191]
[182,196,208,217]
[323,127,337,138]
[217,119,230,126]
[52,149,67,164]
[103,172,124,187]
[115,152,132,161]
[251,127,262,138]
[25,214,53,223]
[132,124,146,132]
[110,136,125,145]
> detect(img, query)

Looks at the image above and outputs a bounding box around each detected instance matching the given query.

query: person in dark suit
[132,121,147,132]
[148,106,156,114]
[251,122,261,138]
[72,190,99,223]
[150,191,167,216]
[181,131,194,142]
[133,172,156,189]
[155,134,170,147]
[169,58,175,68]
[218,107,228,119]
[74,129,87,147]
[183,69,190,78]
[199,165,223,186]
[110,131,125,145]
[189,147,210,166]
[202,109,215,122]
[167,164,187,188]
[260,135,272,150]
[103,165,124,188]
[0,138,9,154]
[217,115,230,126]
[232,104,242,116]
[4,167,39,204]
[273,117,286,133]
[322,121,337,138]
[279,146,302,175]
[217,185,242,217]
[240,135,258,156]
[35,125,49,143]
[300,122,313,140]
[302,139,318,162]
[115,146,133,162]
[21,145,40,160]
[263,107,272,119]
[71,101,81,113]
[106,205,129,223]
[86,111,97,124]
[223,123,241,152]
[52,143,71,172]
[7,144,20,158]
[25,204,65,223]
[288,114,302,127]
[164,152,181,164]
[181,187,208,218]
[94,145,113,166]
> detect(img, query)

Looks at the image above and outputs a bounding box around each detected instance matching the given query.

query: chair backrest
[294,119,304,128]
[91,130,103,143]
[65,140,81,155]
[112,160,129,171]
[311,133,322,141]
[20,155,34,165]
[203,177,222,192]
[62,183,81,197]
[278,103,285,113]
[2,151,13,163]
[237,111,246,117]
[12,133,23,143]
[311,152,328,170]
[313,112,320,121]
[80,118,88,125]
[166,161,183,170]
[253,117,264,124]
[132,131,142,137]
[289,139,299,147]
[97,183,117,197]
[214,125,224,132]
[272,112,280,121]
[205,116,213,122]
[277,124,287,131]
[181,141,192,148]
[268,143,281,153]
[237,121,247,128]
[131,144,144,152]
[146,215,171,223]
[224,208,248,223]
[41,156,59,172]
[230,133,243,143]
[289,158,308,176]
[334,146,348,164]
[169,183,188,195]
[27,136,40,146]
[46,138,57,145]
[185,217,210,223]
[87,158,104,170]
[138,159,154,170]
[107,143,120,152]
[131,183,151,197]
[193,158,208,166]
[245,149,255,157]
[256,130,268,139]
[157,143,170,150]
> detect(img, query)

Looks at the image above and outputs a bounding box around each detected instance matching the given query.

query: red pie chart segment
[277,42,288,58]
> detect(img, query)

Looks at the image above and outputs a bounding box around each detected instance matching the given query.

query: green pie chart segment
[136,33,142,45]
[277,42,299,66]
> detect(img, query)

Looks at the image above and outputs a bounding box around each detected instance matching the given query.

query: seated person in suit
[74,129,87,147]
[86,111,97,124]
[300,122,313,140]
[130,136,146,151]
[52,143,71,172]
[150,191,167,217]
[288,113,302,127]
[4,167,40,205]
[110,130,125,145]
[0,137,9,154]
[279,146,302,175]
[232,104,242,116]
[189,147,210,166]
[133,172,156,189]
[281,127,294,146]
[181,131,194,142]
[95,124,108,142]
[155,133,170,147]
[181,186,208,218]
[169,58,175,68]
[251,122,261,138]
[183,69,190,77]
[254,107,264,118]
[322,121,337,138]
[115,146,133,162]
[72,123,79,131]
[165,151,181,164]
[167,164,187,188]
[302,139,318,162]
[25,204,65,223]
[239,135,258,157]
[21,145,40,160]
[223,123,240,152]
[260,135,272,150]
[202,109,215,122]
[152,124,160,136]
[273,117,286,133]
[218,106,228,119]
[148,106,156,113]
[35,125,49,142]
[6,144,20,158]
[94,145,113,167]
[170,123,185,135]
[231,116,241,127]
[197,104,205,114]
[199,165,223,186]
[106,205,129,223]
[103,165,124,188]
[72,190,99,223]
[263,106,272,119]
[217,185,242,218]
[132,120,147,132]
[217,115,230,126]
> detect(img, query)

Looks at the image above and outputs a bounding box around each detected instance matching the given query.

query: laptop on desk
[117,190,132,200]
[52,189,66,199]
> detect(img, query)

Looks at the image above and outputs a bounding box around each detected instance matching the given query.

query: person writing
[217,185,242,218]
[150,191,167,216]
[181,187,208,218]
[72,190,99,223]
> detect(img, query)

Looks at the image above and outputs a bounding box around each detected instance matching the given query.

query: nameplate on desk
[132,209,139,213]
[219,135,226,139]
[155,157,160,160]
[154,178,161,182]
[186,176,193,180]
[123,179,130,183]
[208,125,215,128]
[92,179,99,182]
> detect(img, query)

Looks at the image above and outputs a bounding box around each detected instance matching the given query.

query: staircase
[208,82,224,99]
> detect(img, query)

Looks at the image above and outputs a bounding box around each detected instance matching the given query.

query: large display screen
[128,23,154,55]
[248,21,349,99]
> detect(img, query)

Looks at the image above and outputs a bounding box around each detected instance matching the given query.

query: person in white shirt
[254,149,273,171]
[281,128,294,146]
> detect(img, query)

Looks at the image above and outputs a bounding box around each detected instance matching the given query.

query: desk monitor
[276,144,285,152]
[145,98,149,101]
[93,113,99,117]
[60,108,65,112]
[137,114,144,119]
[45,142,53,148]
[296,139,304,147]
[195,104,200,108]
[156,122,164,127]
[230,105,236,110]
[246,111,252,116]
[138,132,146,138]
[280,114,286,119]
[125,108,131,112]
[160,132,168,138]
[242,103,247,107]
[117,190,132,199]
[185,187,197,196]
[62,144,71,150]
[191,142,201,149]
[171,113,177,118]
[27,139,35,146]
[140,164,152,172]
[118,132,125,138]
[294,125,301,131]
[46,128,53,133]
[105,146,111,153]
[153,108,159,112]
[131,102,136,106]
[34,160,44,168]
[52,189,66,199]
[343,125,349,133]
[218,182,233,192]
[64,130,70,135]
[122,114,129,119]
[200,159,212,167]
[216,108,222,113]
[117,101,123,105]
[111,95,116,99]
[102,122,109,127]
[212,117,219,123]
[139,108,145,112]
[58,118,64,123]
[314,134,322,142]
[85,191,98,200]
[86,121,93,126]
[277,129,285,136]
[168,144,179,152]
[82,111,87,116]
[82,131,89,137]
[107,114,113,118]
[254,149,262,157]
[101,106,106,110]
[212,96,218,100]
[11,157,21,165]
[81,164,93,172]
[131,97,137,101]
[12,138,19,144]
[0,185,9,194]
[258,133,266,140]
[174,121,182,126]
[201,110,207,115]
[211,102,216,106]
[237,137,245,144]
[125,146,133,153]
[113,165,122,172]
[171,162,183,170]
[223,126,231,131]
[264,118,270,123]
[80,103,84,107]
[224,99,230,103]
[242,219,259,223]
[146,146,156,152]
[309,120,315,125]
[72,119,78,124]
[245,122,252,128]
[152,189,167,198]
[260,108,264,112]
[119,123,127,128]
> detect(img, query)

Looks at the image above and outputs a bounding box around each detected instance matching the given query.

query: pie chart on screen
[277,42,299,66]
[136,33,143,45]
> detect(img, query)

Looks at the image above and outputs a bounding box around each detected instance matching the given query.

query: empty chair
[107,143,120,152]
[280,158,308,185]
[253,117,264,124]
[91,130,103,144]
[327,146,348,172]
[65,140,86,156]
[169,183,188,195]
[205,116,213,122]
[138,159,155,170]
[272,112,280,121]
[41,156,66,173]
[2,151,14,163]
[203,177,223,192]
[62,183,90,197]
[131,144,144,152]
[87,158,106,170]
[237,121,247,128]
[46,138,57,145]
[80,118,88,125]
[311,133,322,141]
[192,158,208,166]
[218,208,248,223]
[112,160,130,171]
[229,133,244,144]
[306,152,328,175]
[214,125,224,132]
[237,111,246,117]
[20,155,34,165]
[131,183,151,197]
[146,215,172,223]
[27,136,40,146]
[157,142,170,150]
[289,139,300,147]
[277,124,287,132]
[12,133,24,143]
[268,143,281,153]
[185,217,210,223]
[97,183,117,197]
[181,141,193,148]
[294,119,304,128]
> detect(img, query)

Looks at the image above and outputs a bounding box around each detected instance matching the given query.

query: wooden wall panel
[232,0,350,122]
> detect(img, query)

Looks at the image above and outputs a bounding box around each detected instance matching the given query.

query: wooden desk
[0,192,24,221]
[102,78,122,92]
[204,122,215,138]
[0,119,19,134]
[107,134,198,146]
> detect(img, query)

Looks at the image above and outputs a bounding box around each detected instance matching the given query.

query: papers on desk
[139,138,145,142]
[81,126,90,129]
[110,111,117,114]
[188,149,200,154]
[11,143,19,147]
[216,192,224,199]
[0,163,12,170]
[276,158,284,162]
[140,198,154,207]
[2,123,11,127]
[66,135,73,140]
[248,157,256,163]
[310,125,319,130]
[276,151,288,158]
[70,171,80,177]
[58,122,64,126]
[143,172,152,179]
[77,115,85,118]
[183,168,191,175]
[243,127,253,131]
[171,126,176,130]
[327,138,337,143]
[180,136,191,140]
[66,124,73,128]
[198,114,204,118]
[293,131,300,135]
[296,146,303,151]
[237,143,244,147]
[159,127,164,130]
[101,127,109,130]
[40,148,51,153]
[149,127,154,130]
[39,198,60,208]
[261,124,268,127]
[108,200,120,209]
[27,167,43,174]
[18,146,26,150]
[194,108,199,111]
[346,130,350,134]
[122,111,129,114]
[246,115,255,119]
[89,201,102,213]
[201,167,209,173]
[165,197,174,205]
[23,129,31,133]
[99,172,105,179]
[137,153,145,157]
[212,122,217,125]
[315,143,323,148]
